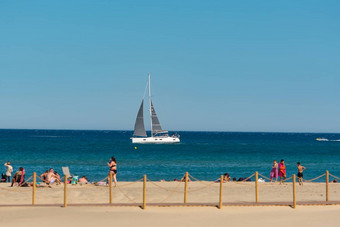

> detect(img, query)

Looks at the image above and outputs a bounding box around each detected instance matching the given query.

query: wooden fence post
[255,171,259,203]
[293,174,296,209]
[109,173,113,204]
[143,175,147,209]
[184,172,188,203]
[64,175,67,208]
[32,172,36,205]
[326,170,329,202]
[219,175,223,209]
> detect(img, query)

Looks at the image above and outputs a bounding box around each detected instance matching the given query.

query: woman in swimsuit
[270,160,278,182]
[278,159,286,184]
[11,167,25,187]
[107,156,117,187]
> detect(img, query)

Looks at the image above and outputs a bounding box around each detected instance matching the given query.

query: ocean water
[0,129,340,182]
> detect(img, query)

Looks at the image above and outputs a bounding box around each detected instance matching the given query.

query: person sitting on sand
[79,176,88,184]
[174,176,192,182]
[46,168,60,185]
[331,179,338,183]
[11,167,25,187]
[237,177,251,182]
[40,170,48,183]
[297,162,306,186]
[223,173,231,182]
[54,171,61,181]
[278,159,286,184]
[216,173,231,183]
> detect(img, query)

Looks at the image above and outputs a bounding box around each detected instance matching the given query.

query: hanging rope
[258,173,272,181]
[153,180,183,203]
[94,176,108,184]
[329,173,340,180]
[187,181,217,193]
[304,173,326,182]
[37,176,46,182]
[236,173,255,183]
[147,179,183,193]
[118,178,144,188]
[284,176,293,181]
[187,173,219,186]
[116,185,140,204]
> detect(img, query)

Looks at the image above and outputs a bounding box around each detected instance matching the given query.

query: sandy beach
[1,181,340,226]
[1,181,340,205]
[1,206,340,227]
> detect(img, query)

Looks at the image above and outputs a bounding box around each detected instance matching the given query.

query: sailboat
[131,74,180,144]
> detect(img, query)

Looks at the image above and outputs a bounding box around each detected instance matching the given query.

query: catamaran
[131,74,180,144]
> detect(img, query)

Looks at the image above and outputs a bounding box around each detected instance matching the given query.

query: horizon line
[0,128,339,134]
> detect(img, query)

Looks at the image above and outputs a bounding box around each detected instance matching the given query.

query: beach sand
[1,206,340,227]
[1,181,340,226]
[1,181,340,205]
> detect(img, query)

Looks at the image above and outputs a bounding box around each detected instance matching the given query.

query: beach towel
[270,167,278,179]
[278,163,286,177]
[19,169,25,186]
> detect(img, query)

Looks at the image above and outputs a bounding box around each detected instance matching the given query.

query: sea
[0,129,340,182]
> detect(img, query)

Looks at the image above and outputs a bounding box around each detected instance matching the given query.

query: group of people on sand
[2,162,93,187]
[1,157,118,187]
[40,168,61,185]
[216,160,307,185]
[2,162,26,187]
[270,159,306,185]
[218,173,252,183]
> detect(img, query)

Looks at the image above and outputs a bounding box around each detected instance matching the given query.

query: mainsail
[150,101,167,136]
[133,100,147,137]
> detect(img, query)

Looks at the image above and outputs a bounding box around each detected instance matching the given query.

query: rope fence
[1,171,340,209]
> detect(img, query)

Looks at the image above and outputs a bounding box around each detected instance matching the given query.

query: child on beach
[297,162,306,186]
[270,160,278,182]
[278,159,286,184]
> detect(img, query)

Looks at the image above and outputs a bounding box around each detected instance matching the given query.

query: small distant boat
[131,74,180,144]
[316,138,329,141]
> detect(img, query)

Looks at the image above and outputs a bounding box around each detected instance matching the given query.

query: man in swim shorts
[297,162,306,186]
[46,168,60,185]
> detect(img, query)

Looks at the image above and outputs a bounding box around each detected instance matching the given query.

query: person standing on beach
[4,162,13,182]
[107,157,118,187]
[297,162,306,186]
[270,160,278,182]
[278,159,286,184]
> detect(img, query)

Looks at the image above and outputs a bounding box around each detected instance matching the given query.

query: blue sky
[0,0,339,132]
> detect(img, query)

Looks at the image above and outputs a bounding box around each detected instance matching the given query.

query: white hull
[131,136,180,144]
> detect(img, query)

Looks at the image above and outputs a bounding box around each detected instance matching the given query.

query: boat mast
[148,73,153,137]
